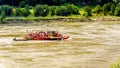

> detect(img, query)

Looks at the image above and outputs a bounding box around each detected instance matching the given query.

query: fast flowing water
[0,21,120,68]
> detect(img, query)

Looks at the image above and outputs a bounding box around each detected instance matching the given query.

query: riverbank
[3,16,120,24]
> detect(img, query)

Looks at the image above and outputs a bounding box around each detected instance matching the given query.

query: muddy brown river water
[0,21,120,68]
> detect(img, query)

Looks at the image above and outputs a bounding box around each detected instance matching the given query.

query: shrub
[21,5,30,17]
[50,7,55,16]
[0,10,6,23]
[102,3,113,15]
[84,6,92,16]
[0,5,13,16]
[56,6,70,16]
[110,3,115,15]
[50,6,57,16]
[114,6,120,16]
[117,3,120,6]
[0,6,2,13]
[14,8,22,16]
[66,4,79,15]
[114,3,120,16]
[83,12,88,17]
[93,4,101,14]
[19,0,27,7]
[113,0,120,4]
[103,3,108,15]
[13,7,30,17]
[34,5,49,17]
[21,9,30,17]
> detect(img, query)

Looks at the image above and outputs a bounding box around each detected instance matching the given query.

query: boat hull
[14,35,70,41]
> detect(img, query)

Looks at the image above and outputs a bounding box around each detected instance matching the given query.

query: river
[0,21,120,68]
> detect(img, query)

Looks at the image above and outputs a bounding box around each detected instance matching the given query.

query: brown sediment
[0,21,120,68]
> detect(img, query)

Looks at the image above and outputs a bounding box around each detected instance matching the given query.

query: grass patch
[4,16,120,23]
[110,59,120,68]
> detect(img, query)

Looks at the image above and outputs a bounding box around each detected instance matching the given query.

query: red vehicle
[13,30,70,41]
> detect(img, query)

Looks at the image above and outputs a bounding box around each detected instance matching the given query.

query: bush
[14,8,22,16]
[114,6,120,16]
[34,5,49,17]
[116,3,120,6]
[0,10,6,23]
[102,3,113,15]
[13,5,31,17]
[56,4,79,16]
[66,4,79,15]
[83,6,92,16]
[83,12,88,17]
[103,3,108,15]
[93,4,101,14]
[50,6,57,16]
[110,3,115,15]
[56,6,70,16]
[34,5,40,17]
[21,5,30,17]
[0,5,13,16]
[0,6,2,13]
[19,0,27,7]
[113,0,120,4]
[21,9,30,17]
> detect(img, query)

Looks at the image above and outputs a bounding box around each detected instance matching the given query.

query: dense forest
[0,0,120,23]
[0,0,119,6]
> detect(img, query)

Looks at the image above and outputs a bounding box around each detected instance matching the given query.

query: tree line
[0,2,119,17]
[0,0,120,23]
[0,4,80,23]
[83,2,120,17]
[0,4,79,17]
[0,0,120,6]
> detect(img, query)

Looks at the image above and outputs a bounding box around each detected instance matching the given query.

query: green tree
[56,4,79,16]
[0,0,114,7]
[56,6,70,16]
[102,3,116,15]
[34,5,49,17]
[93,4,101,14]
[103,3,108,15]
[110,3,115,15]
[102,3,112,15]
[50,6,57,16]
[19,0,27,7]
[21,5,30,17]
[112,0,120,4]
[114,3,120,16]
[0,6,3,13]
[0,10,6,23]
[66,4,79,15]
[1,5,13,16]
[14,8,22,16]
[116,2,120,6]
[84,6,92,16]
